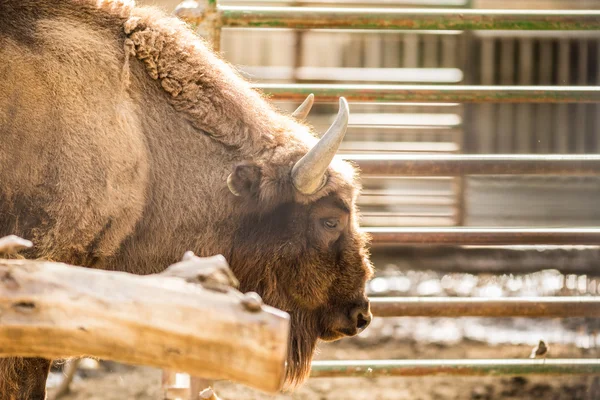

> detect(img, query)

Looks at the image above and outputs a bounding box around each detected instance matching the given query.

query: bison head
[225,96,373,386]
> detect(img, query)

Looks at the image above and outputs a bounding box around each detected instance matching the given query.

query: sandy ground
[48,336,600,400]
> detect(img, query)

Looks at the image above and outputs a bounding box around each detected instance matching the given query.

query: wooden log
[0,251,290,393]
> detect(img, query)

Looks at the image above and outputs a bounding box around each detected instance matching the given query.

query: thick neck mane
[98,0,312,159]
[97,0,357,205]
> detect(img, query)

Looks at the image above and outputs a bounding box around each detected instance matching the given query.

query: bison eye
[323,219,339,229]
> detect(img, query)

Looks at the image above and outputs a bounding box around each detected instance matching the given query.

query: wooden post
[0,240,289,394]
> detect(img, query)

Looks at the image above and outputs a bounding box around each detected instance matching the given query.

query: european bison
[0,0,373,398]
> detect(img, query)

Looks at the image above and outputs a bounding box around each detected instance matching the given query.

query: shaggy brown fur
[0,358,51,400]
[0,0,373,397]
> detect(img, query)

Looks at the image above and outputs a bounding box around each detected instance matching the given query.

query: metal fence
[175,0,600,383]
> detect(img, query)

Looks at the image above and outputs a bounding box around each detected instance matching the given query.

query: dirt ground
[48,335,600,400]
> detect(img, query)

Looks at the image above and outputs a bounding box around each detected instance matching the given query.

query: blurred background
[50,1,600,399]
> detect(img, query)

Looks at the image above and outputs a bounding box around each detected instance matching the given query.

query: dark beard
[283,309,320,388]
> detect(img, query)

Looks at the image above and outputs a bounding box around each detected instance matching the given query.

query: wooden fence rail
[0,237,289,394]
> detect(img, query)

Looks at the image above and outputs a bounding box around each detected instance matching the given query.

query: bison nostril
[350,304,372,332]
[356,312,371,330]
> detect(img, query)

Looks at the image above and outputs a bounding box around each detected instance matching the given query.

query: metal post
[597,41,600,152]
[207,0,221,52]
[310,359,600,378]
[452,126,466,226]
[369,297,600,318]
[176,0,222,52]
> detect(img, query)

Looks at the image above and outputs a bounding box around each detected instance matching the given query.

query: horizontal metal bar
[206,7,600,31]
[475,30,600,39]
[310,359,600,378]
[370,246,600,276]
[241,66,463,83]
[349,112,461,127]
[370,297,600,318]
[340,141,459,153]
[224,0,470,6]
[224,27,463,35]
[366,227,600,245]
[363,212,454,218]
[361,190,452,197]
[360,197,454,206]
[341,155,600,176]
[256,84,600,103]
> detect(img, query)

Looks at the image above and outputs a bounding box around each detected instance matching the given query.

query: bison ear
[227,162,262,197]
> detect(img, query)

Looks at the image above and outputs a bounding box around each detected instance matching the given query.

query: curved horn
[291,94,314,120]
[291,97,349,195]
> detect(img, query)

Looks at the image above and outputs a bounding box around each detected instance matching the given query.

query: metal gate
[174,0,600,383]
